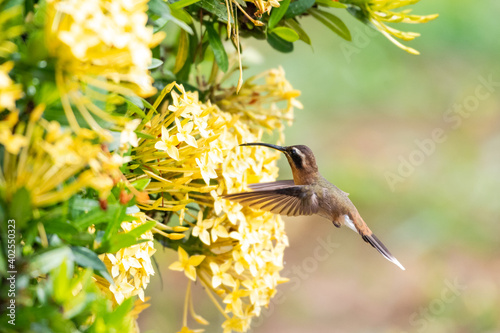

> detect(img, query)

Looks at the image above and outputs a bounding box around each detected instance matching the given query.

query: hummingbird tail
[362,233,406,271]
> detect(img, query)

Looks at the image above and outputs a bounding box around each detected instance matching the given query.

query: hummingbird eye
[288,148,304,168]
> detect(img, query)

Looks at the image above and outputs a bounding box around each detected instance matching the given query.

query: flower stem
[183,279,191,327]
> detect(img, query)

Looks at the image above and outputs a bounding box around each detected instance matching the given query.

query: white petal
[161,126,169,140]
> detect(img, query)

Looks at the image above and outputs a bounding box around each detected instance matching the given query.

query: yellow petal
[185,265,197,281]
[188,255,206,267]
[167,233,186,240]
[177,246,188,261]
[169,261,184,271]
[166,146,179,160]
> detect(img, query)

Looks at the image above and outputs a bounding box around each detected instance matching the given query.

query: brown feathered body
[223,143,405,270]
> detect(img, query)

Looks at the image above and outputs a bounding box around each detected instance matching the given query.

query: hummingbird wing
[223,182,319,216]
[247,180,295,190]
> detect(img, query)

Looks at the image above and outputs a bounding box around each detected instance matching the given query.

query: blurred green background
[140,0,500,332]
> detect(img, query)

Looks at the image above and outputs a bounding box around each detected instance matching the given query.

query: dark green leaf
[269,0,290,30]
[24,0,35,15]
[206,23,229,72]
[309,8,351,41]
[346,4,370,23]
[71,246,113,284]
[267,32,294,53]
[270,26,299,42]
[193,0,233,23]
[44,220,79,237]
[284,0,315,19]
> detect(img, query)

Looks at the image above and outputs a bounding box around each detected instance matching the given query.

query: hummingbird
[223,143,405,270]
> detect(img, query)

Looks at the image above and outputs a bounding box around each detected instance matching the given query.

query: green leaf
[126,101,146,118]
[149,0,193,34]
[9,187,31,230]
[44,220,79,237]
[175,27,199,81]
[315,0,347,8]
[170,7,194,25]
[107,297,134,327]
[63,269,94,319]
[309,8,351,41]
[73,207,110,230]
[206,23,229,72]
[270,26,299,42]
[125,221,156,239]
[148,58,163,70]
[269,0,290,30]
[138,97,156,112]
[135,131,156,140]
[346,4,370,23]
[63,289,89,319]
[71,246,113,284]
[267,32,294,53]
[104,234,152,254]
[285,19,311,45]
[131,178,151,191]
[173,30,189,74]
[284,0,315,19]
[193,0,233,23]
[103,205,127,242]
[53,260,70,303]
[124,95,144,109]
[30,247,73,277]
[70,197,99,214]
[170,0,201,9]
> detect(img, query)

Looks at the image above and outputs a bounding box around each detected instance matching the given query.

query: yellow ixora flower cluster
[0,107,127,206]
[44,0,165,138]
[354,0,438,54]
[97,213,157,304]
[130,68,300,332]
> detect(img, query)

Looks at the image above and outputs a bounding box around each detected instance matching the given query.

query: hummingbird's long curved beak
[240,142,286,152]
